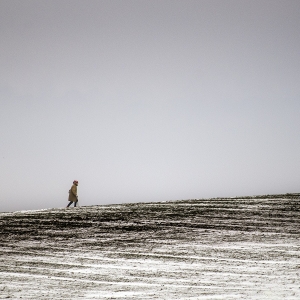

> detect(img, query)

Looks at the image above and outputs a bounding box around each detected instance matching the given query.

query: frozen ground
[0,195,299,299]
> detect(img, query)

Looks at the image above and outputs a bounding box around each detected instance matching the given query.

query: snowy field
[0,195,299,299]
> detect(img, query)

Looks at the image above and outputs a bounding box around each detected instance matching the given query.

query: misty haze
[1,0,300,212]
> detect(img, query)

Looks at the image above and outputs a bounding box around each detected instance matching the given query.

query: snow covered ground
[0,196,299,299]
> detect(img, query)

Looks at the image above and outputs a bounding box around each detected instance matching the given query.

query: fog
[1,0,300,212]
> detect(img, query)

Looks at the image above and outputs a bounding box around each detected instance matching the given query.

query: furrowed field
[0,194,299,299]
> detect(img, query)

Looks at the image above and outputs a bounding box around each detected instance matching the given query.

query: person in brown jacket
[67,180,79,207]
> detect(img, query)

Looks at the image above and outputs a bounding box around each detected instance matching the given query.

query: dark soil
[0,194,299,299]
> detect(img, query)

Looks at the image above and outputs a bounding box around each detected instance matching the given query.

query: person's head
[73,180,78,186]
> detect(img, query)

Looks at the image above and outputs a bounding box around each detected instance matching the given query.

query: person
[67,180,79,207]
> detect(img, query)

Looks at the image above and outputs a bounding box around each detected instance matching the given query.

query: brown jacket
[68,184,78,202]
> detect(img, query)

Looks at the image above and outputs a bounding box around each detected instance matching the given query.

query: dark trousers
[67,201,77,207]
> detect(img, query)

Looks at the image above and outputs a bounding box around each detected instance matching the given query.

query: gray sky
[1,0,300,212]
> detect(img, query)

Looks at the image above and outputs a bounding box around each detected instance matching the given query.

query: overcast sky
[1,0,300,212]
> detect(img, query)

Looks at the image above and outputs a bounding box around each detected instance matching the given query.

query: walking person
[67,180,79,207]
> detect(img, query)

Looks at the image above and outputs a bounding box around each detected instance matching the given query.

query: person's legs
[74,201,77,207]
[67,201,73,207]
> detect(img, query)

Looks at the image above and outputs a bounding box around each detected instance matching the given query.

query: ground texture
[0,195,300,299]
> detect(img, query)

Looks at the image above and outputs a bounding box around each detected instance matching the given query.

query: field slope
[0,195,300,299]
